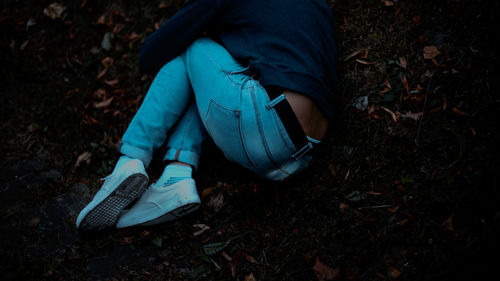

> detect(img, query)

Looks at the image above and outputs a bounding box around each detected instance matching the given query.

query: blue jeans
[120,38,315,181]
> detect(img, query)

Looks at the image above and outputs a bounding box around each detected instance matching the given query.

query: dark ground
[1,0,499,280]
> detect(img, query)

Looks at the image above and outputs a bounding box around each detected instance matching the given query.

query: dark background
[1,0,499,280]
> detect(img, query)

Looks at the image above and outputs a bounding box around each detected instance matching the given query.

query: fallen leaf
[201,186,214,198]
[356,59,376,65]
[118,237,133,244]
[344,169,350,181]
[207,193,224,208]
[151,236,163,247]
[242,252,258,263]
[101,32,114,51]
[381,0,394,6]
[401,75,410,95]
[367,104,376,114]
[93,97,114,108]
[93,88,107,99]
[380,106,400,123]
[401,112,423,121]
[389,266,401,278]
[353,96,368,111]
[423,45,441,59]
[96,67,107,80]
[96,14,106,25]
[354,209,376,222]
[399,57,407,69]
[221,251,232,261]
[396,218,409,225]
[193,224,210,236]
[452,107,468,116]
[101,57,114,68]
[203,241,229,255]
[442,213,454,231]
[244,273,257,281]
[388,206,399,213]
[339,203,350,213]
[312,257,340,281]
[43,3,66,19]
[158,2,172,9]
[104,79,119,87]
[123,32,142,42]
[75,151,91,168]
[328,163,337,176]
[20,40,30,50]
[344,48,366,61]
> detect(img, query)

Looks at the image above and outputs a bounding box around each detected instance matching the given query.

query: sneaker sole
[141,202,200,226]
[79,173,148,231]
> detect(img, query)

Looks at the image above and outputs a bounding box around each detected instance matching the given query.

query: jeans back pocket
[205,99,256,169]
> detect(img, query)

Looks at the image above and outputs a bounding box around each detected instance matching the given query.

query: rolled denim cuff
[118,142,153,168]
[163,148,200,171]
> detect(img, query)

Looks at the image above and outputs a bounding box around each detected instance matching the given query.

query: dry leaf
[423,45,441,59]
[207,193,224,208]
[328,163,337,176]
[367,104,376,115]
[96,67,107,80]
[313,257,340,281]
[123,32,142,42]
[244,273,257,281]
[201,186,214,198]
[93,88,106,99]
[193,224,210,236]
[442,213,454,231]
[452,107,468,116]
[43,3,66,19]
[242,252,258,263]
[221,251,232,262]
[381,106,400,123]
[96,14,106,25]
[101,57,114,68]
[401,112,423,121]
[389,206,399,213]
[389,266,401,278]
[381,0,394,6]
[399,57,407,69]
[344,169,350,181]
[94,97,114,108]
[356,59,376,65]
[104,79,119,87]
[344,48,366,61]
[75,151,91,168]
[339,203,350,213]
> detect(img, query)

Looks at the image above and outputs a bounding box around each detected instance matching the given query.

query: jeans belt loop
[265,93,286,110]
[292,142,313,160]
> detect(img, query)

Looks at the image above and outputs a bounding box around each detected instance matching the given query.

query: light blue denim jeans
[119,38,316,181]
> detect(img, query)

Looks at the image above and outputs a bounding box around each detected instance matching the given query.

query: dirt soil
[1,0,499,280]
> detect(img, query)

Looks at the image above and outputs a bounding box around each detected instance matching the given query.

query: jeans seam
[206,98,256,168]
[250,86,280,169]
[200,40,252,88]
[175,108,194,161]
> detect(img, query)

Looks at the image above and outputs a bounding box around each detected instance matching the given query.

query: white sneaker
[76,159,148,231]
[116,179,200,228]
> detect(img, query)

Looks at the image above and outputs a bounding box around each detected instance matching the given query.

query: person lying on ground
[76,0,339,231]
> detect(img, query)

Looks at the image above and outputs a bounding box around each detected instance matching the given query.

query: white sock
[113,155,138,172]
[154,164,192,188]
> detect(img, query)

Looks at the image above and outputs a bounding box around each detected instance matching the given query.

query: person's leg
[77,57,193,230]
[116,102,206,228]
[182,37,315,180]
[119,57,193,168]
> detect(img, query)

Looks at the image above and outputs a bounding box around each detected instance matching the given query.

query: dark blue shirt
[139,0,339,119]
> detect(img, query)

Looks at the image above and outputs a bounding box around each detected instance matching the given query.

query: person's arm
[139,0,226,74]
